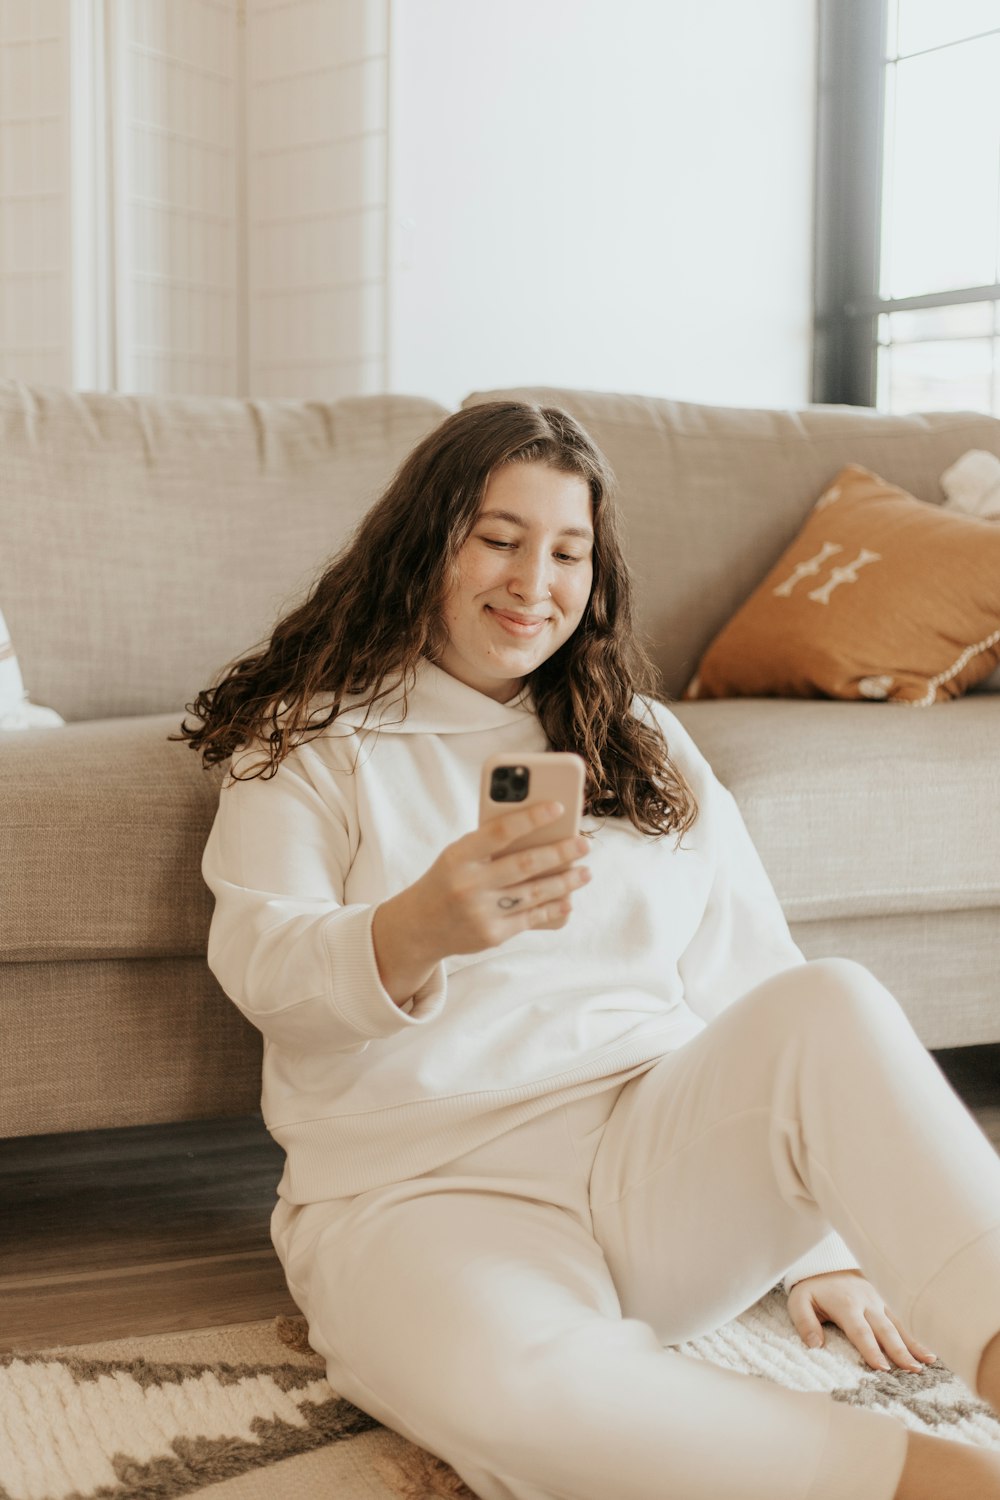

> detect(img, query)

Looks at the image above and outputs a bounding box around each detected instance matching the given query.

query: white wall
[387,0,817,410]
[1,0,817,408]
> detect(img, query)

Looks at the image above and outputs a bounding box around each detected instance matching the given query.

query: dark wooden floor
[1,1044,998,1354]
[0,1113,299,1353]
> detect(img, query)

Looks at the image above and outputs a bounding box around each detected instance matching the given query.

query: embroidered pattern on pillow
[684,464,1000,705]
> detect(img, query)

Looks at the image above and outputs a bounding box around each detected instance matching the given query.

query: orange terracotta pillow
[684,464,1000,705]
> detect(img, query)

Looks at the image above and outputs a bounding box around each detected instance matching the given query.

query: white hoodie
[201,660,858,1289]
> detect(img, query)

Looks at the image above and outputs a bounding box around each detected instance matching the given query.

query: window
[814,0,1000,414]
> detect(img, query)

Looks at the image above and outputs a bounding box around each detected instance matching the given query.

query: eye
[481,537,516,550]
[555,551,586,565]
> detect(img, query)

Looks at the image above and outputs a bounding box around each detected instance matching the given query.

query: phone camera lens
[490,766,530,803]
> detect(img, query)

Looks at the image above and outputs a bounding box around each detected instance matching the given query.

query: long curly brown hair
[171,401,697,838]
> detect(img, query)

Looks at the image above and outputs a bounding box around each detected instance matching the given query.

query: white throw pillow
[0,606,65,731]
[941,450,1000,693]
[941,448,1000,520]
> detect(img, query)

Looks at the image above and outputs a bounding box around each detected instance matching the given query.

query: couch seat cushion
[5,699,997,962]
[670,696,1000,921]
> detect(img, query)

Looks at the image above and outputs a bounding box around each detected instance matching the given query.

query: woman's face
[437,461,595,703]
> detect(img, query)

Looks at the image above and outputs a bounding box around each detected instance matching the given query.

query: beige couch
[2,379,998,1140]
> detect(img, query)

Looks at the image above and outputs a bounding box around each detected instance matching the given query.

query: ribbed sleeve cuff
[321,903,447,1039]
[782,1229,862,1296]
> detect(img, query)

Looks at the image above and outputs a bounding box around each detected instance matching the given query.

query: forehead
[479,461,593,533]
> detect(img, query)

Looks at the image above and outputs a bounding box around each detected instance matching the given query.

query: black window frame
[813,0,1000,408]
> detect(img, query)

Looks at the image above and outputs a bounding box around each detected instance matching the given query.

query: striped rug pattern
[2,1290,998,1500]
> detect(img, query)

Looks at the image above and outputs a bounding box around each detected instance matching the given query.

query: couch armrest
[1,714,226,962]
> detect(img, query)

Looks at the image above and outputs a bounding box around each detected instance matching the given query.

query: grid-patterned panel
[0,0,73,385]
[246,0,388,397]
[114,0,239,395]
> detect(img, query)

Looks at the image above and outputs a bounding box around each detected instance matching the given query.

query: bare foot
[977,1328,1000,1417]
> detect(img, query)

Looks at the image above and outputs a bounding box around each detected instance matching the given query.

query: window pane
[888,302,995,342]
[896,0,1000,58]
[880,337,994,413]
[881,35,1000,298]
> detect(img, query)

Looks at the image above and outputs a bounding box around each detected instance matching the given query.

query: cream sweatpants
[272,958,1000,1500]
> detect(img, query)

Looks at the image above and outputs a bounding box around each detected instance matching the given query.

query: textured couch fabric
[2,379,998,1137]
[462,386,1000,699]
[0,383,449,721]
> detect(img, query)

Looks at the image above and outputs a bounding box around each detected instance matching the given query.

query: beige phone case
[478,752,586,854]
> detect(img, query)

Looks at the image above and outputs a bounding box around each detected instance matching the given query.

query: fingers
[789,1302,826,1350]
[488,835,591,891]
[791,1281,937,1373]
[497,865,592,919]
[427,804,590,958]
[524,896,576,931]
[886,1309,936,1363]
[468,801,574,860]
[881,1310,937,1369]
[860,1314,920,1372]
[849,1314,901,1372]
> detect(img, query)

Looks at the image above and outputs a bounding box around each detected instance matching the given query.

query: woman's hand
[372,801,591,1004]
[787,1270,937,1372]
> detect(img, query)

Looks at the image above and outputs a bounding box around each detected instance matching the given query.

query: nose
[505,548,553,605]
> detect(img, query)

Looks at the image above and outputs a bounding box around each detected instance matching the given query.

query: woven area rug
[3,1290,999,1500]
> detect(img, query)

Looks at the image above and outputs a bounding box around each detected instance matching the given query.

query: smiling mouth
[485,606,550,634]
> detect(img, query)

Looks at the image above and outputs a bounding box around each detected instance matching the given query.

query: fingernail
[806,1334,822,1347]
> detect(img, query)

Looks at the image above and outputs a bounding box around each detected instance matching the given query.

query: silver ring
[498,895,521,910]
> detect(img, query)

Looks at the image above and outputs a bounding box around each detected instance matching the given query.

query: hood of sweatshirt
[293,658,536,737]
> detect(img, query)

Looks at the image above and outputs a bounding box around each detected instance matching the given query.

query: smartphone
[478,752,586,856]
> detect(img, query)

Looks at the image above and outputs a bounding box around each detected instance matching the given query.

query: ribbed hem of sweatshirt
[782,1227,862,1296]
[272,1037,690,1201]
[321,902,447,1039]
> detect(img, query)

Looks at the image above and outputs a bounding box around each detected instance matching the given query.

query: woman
[177,401,1000,1500]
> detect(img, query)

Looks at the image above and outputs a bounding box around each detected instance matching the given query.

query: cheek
[566,569,594,625]
[454,552,502,607]
[442,557,486,623]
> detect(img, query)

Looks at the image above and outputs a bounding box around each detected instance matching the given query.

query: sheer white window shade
[0,0,74,386]
[111,0,241,396]
[874,1,1000,415]
[894,0,1000,58]
[0,0,390,397]
[245,0,389,398]
[816,0,1000,414]
[880,32,1000,301]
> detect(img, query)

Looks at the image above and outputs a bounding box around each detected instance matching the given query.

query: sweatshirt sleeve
[660,709,862,1291]
[201,738,447,1053]
[780,1230,861,1295]
[668,718,807,1025]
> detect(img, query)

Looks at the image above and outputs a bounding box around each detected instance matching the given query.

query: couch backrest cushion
[463,387,1000,698]
[0,382,449,720]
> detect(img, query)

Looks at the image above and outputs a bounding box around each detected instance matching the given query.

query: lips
[485,606,550,635]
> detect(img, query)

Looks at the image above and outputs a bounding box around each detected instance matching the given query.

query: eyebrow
[477,508,594,542]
